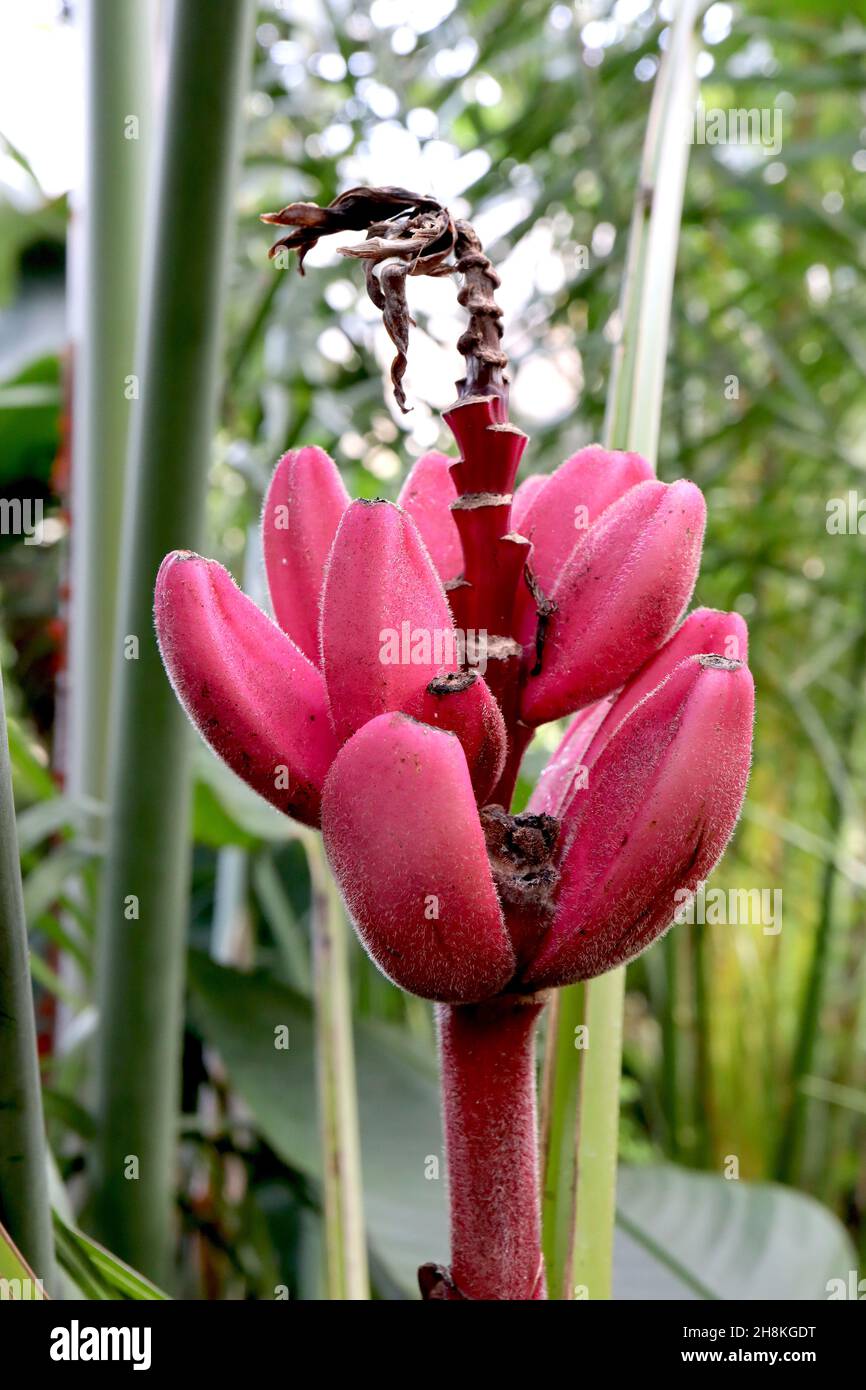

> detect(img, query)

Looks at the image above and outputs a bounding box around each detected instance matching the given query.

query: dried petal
[262,184,445,270]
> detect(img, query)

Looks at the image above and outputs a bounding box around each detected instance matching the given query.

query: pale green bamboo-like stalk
[91,0,254,1282]
[303,832,370,1300]
[539,984,583,1298]
[0,669,54,1288]
[67,0,152,816]
[543,0,703,1301]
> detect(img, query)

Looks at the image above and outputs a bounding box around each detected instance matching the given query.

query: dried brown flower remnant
[262,185,507,414]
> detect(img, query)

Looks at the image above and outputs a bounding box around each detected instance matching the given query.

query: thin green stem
[0,669,54,1287]
[691,921,713,1167]
[539,982,584,1298]
[67,0,152,815]
[544,0,703,1301]
[661,935,680,1158]
[567,970,626,1299]
[303,833,369,1300]
[91,0,254,1283]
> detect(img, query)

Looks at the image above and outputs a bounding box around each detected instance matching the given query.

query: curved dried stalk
[262,186,507,413]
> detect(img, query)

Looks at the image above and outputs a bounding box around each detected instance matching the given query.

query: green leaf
[188,957,858,1301]
[614,1165,857,1301]
[193,746,291,845]
[5,717,55,803]
[16,795,100,855]
[251,852,311,993]
[187,953,446,1295]
[23,847,89,928]
[0,1219,47,1299]
[29,952,86,1010]
[52,1213,170,1301]
[0,355,61,486]
[193,776,259,850]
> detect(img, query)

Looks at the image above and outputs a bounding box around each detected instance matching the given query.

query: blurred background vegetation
[1,0,865,1298]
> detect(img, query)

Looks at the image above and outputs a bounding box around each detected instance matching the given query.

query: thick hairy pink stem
[422,995,547,1300]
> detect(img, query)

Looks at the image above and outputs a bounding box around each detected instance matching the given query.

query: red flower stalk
[155,189,755,1300]
[420,996,547,1301]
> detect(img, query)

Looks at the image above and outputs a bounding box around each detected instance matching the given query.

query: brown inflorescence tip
[262,185,508,414]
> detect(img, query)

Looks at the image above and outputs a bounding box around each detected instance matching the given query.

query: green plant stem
[67,0,152,816]
[303,833,369,1300]
[0,670,54,1287]
[91,0,253,1283]
[567,972,626,1299]
[691,920,713,1166]
[661,935,680,1158]
[543,0,702,1301]
[539,983,583,1298]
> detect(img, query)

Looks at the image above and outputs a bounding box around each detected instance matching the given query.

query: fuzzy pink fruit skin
[519,445,653,596]
[520,478,707,726]
[321,713,514,1003]
[402,670,507,805]
[320,500,457,744]
[527,699,614,818]
[523,654,755,990]
[397,450,463,583]
[154,551,338,827]
[511,473,548,532]
[262,446,349,664]
[577,606,749,772]
[437,998,546,1301]
[539,607,749,826]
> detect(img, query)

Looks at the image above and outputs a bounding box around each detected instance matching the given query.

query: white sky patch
[317,326,356,366]
[0,5,587,445]
[703,3,734,45]
[370,0,457,34]
[407,107,438,140]
[0,0,80,200]
[431,38,478,80]
[805,263,832,306]
[512,347,583,425]
[614,0,652,22]
[592,221,616,258]
[374,321,458,412]
[341,123,491,201]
